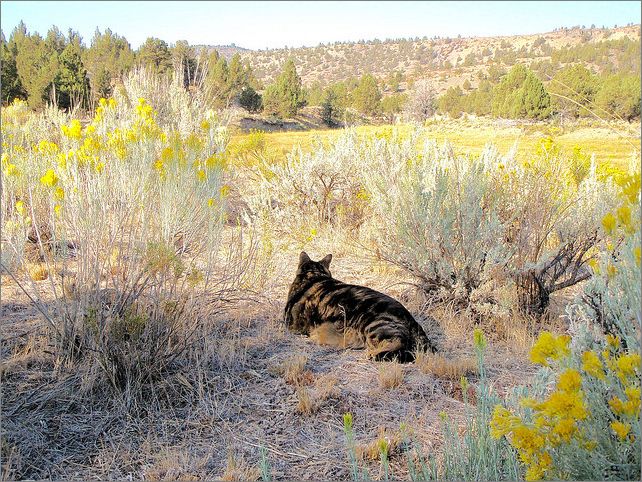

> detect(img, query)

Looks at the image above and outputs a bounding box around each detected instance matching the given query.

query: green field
[230,120,641,168]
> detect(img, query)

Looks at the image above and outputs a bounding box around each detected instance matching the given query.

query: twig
[0,262,60,337]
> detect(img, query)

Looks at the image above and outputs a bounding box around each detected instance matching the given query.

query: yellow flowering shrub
[0,91,240,399]
[61,119,82,139]
[491,328,640,480]
[494,162,640,479]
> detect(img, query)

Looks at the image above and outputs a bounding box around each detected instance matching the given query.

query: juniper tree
[262,59,303,117]
[352,73,381,116]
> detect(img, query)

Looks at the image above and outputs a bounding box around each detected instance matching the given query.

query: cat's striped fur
[284,252,435,362]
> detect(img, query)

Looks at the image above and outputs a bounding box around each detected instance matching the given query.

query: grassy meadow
[1,71,641,481]
[229,118,639,169]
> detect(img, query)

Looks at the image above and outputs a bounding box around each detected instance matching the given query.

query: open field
[1,253,544,480]
[229,118,641,169]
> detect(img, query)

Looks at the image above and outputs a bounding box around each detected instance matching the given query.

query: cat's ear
[319,254,332,269]
[299,251,311,266]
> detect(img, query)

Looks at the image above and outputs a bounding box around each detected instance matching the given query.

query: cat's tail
[412,322,436,354]
[373,325,434,364]
[373,348,416,363]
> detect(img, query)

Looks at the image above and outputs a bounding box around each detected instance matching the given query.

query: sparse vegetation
[415,352,478,380]
[377,361,404,389]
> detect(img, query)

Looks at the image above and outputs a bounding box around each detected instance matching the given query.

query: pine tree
[1,29,26,103]
[15,32,58,108]
[549,65,598,118]
[381,92,408,122]
[352,73,381,116]
[171,40,197,88]
[305,81,324,106]
[207,56,229,108]
[55,31,90,109]
[239,86,262,112]
[492,64,551,120]
[84,29,134,105]
[438,86,464,118]
[227,54,246,97]
[321,88,340,126]
[137,37,172,75]
[514,74,552,120]
[262,59,303,118]
[595,74,641,121]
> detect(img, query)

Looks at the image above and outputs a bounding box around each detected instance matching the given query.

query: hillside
[229,25,640,94]
[193,43,250,60]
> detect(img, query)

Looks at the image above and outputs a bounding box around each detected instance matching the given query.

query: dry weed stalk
[220,452,260,481]
[296,375,339,415]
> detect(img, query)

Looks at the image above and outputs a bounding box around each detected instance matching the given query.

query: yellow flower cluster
[4,162,20,177]
[473,328,487,351]
[36,140,60,155]
[601,168,640,238]
[616,170,641,205]
[529,331,570,366]
[581,351,605,380]
[61,119,82,139]
[491,367,589,480]
[93,97,117,126]
[609,386,640,418]
[355,186,371,202]
[106,129,127,160]
[490,405,552,480]
[601,346,641,383]
[494,331,640,481]
[40,169,59,187]
[131,98,163,141]
[610,421,631,440]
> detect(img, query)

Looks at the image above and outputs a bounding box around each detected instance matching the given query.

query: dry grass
[377,361,404,389]
[0,335,46,378]
[142,448,208,481]
[296,375,339,415]
[220,453,261,481]
[296,387,315,415]
[355,427,403,461]
[279,354,314,386]
[415,352,478,380]
[230,119,639,169]
[26,262,49,281]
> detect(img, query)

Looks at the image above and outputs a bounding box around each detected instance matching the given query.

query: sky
[1,1,640,50]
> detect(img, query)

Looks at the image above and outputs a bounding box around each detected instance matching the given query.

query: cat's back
[324,280,414,319]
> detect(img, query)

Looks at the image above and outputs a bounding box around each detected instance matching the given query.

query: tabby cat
[284,252,434,362]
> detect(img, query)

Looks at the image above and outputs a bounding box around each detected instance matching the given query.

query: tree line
[0,22,266,113]
[436,64,640,122]
[300,62,640,125]
[2,22,640,124]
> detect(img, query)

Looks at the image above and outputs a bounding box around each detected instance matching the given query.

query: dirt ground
[1,252,543,480]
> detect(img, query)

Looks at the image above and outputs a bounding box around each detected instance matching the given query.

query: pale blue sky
[1,1,640,50]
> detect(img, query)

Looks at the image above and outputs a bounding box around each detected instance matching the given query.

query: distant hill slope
[202,25,640,95]
[193,44,250,60]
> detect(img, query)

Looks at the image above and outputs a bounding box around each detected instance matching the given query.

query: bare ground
[1,255,543,480]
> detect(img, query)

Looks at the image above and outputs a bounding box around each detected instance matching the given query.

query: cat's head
[297,251,332,278]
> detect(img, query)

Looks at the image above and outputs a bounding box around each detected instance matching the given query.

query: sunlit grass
[230,120,640,169]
